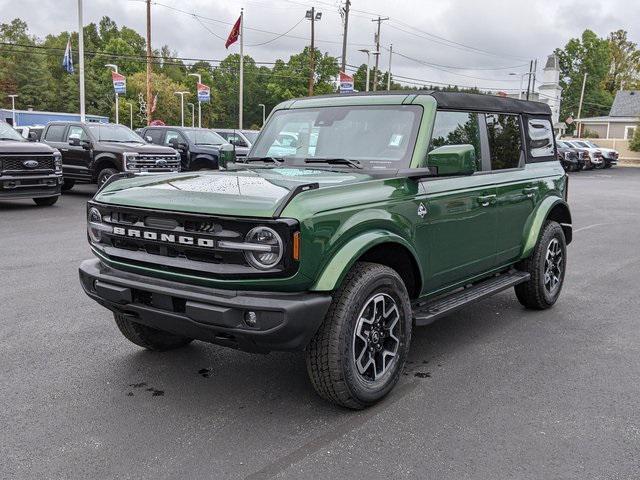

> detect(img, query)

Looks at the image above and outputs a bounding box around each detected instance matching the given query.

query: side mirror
[145,135,153,143]
[218,143,236,170]
[427,144,477,176]
[28,131,38,142]
[68,136,81,147]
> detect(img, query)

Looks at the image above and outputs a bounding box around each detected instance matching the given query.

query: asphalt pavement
[1,167,640,480]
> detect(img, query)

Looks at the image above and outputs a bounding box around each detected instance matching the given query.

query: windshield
[183,129,225,145]
[584,141,599,148]
[242,130,259,144]
[250,105,422,169]
[0,121,25,142]
[87,124,145,143]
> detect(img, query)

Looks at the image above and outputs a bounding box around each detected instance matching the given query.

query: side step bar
[412,270,530,326]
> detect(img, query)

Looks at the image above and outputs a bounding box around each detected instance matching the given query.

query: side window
[217,132,230,141]
[486,113,522,170]
[145,129,163,144]
[528,118,554,158]
[428,111,481,165]
[67,125,87,141]
[164,130,182,146]
[44,125,66,142]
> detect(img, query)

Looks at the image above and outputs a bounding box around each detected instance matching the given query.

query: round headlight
[244,226,283,270]
[87,207,103,243]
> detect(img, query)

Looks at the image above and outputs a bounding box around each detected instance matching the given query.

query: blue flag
[62,37,74,74]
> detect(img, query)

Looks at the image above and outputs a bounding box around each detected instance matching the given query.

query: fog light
[244,311,258,327]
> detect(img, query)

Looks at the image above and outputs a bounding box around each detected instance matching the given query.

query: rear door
[416,110,498,293]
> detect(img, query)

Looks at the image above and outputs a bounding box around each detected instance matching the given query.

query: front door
[64,125,92,181]
[163,129,189,170]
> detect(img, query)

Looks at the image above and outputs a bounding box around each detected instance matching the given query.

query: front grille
[1,154,55,174]
[90,203,298,280]
[127,154,180,171]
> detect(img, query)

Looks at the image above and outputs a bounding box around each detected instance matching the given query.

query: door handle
[476,194,496,207]
[60,148,69,152]
[522,186,539,198]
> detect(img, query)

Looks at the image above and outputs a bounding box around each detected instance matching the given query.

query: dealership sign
[112,71,126,95]
[197,83,211,103]
[339,72,354,93]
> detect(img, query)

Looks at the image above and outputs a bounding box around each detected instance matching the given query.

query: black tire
[604,162,612,169]
[97,168,118,187]
[305,262,412,409]
[515,221,567,310]
[33,196,59,207]
[113,313,193,351]
[61,179,75,191]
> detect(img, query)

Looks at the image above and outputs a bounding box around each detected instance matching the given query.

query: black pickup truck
[42,122,181,190]
[0,121,62,206]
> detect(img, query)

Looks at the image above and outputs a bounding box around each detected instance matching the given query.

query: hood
[0,140,57,154]
[94,167,373,218]
[98,141,177,155]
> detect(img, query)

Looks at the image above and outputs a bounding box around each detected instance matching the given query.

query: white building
[538,54,562,127]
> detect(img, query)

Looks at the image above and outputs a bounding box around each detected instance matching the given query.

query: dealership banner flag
[111,71,126,95]
[197,83,211,103]
[226,15,241,48]
[339,72,354,93]
[62,37,74,74]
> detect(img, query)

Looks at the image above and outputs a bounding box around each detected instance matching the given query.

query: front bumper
[0,173,62,200]
[79,258,332,353]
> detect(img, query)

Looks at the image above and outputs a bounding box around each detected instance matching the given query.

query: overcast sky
[3,0,638,91]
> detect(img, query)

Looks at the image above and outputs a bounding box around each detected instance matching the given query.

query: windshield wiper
[245,156,284,165]
[0,137,21,141]
[304,157,363,169]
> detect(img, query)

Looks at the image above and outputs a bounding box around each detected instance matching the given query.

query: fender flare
[91,153,119,179]
[521,196,572,259]
[310,230,423,292]
[191,154,218,169]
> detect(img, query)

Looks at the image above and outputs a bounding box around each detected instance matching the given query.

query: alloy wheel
[544,238,563,294]
[352,293,401,382]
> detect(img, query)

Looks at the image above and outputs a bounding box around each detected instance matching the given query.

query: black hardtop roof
[295,90,551,116]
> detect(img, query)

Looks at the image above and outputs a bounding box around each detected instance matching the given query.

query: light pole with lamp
[174,91,189,127]
[509,71,534,100]
[258,103,266,127]
[105,64,119,124]
[188,73,202,128]
[357,49,371,92]
[306,8,322,96]
[7,94,18,126]
[187,103,195,127]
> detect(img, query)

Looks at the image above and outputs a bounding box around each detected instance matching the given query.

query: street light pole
[105,64,119,124]
[7,94,18,126]
[306,8,322,96]
[188,72,202,128]
[509,71,534,100]
[187,103,195,127]
[258,103,266,127]
[358,49,370,92]
[77,0,86,122]
[174,91,189,127]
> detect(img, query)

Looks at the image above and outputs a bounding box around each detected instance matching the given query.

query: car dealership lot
[1,168,639,479]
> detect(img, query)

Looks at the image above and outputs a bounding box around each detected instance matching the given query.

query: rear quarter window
[44,125,66,142]
[528,118,555,158]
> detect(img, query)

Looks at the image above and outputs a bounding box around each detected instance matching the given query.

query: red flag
[225,15,241,49]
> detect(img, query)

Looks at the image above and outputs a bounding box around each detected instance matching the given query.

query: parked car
[563,140,604,169]
[42,122,180,190]
[79,92,571,409]
[139,126,227,171]
[14,125,45,142]
[556,140,585,171]
[212,129,259,160]
[571,140,618,168]
[0,121,62,206]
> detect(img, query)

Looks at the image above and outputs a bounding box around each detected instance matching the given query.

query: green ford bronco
[79,91,571,409]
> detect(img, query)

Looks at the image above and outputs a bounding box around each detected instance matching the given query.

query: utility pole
[105,64,119,124]
[146,0,152,125]
[7,94,18,126]
[307,8,322,96]
[188,73,202,128]
[77,0,86,122]
[239,8,244,129]
[525,60,533,100]
[531,58,538,97]
[577,72,588,137]
[387,44,393,91]
[371,16,389,92]
[340,0,351,73]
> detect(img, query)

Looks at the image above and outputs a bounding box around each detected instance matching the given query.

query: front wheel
[515,221,567,310]
[305,262,412,409]
[33,196,59,207]
[97,168,118,187]
[61,179,75,191]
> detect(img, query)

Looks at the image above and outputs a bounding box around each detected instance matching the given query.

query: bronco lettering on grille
[112,226,215,248]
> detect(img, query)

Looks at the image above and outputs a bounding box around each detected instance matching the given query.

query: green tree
[629,123,640,152]
[606,30,640,93]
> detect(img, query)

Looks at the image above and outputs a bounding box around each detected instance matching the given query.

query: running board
[412,271,530,326]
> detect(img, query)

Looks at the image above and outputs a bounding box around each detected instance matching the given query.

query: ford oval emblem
[155,159,168,167]
[23,160,39,169]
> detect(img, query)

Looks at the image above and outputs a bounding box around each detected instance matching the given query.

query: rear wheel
[113,313,193,351]
[33,196,59,207]
[97,168,118,187]
[515,221,566,310]
[61,179,75,191]
[305,262,412,409]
